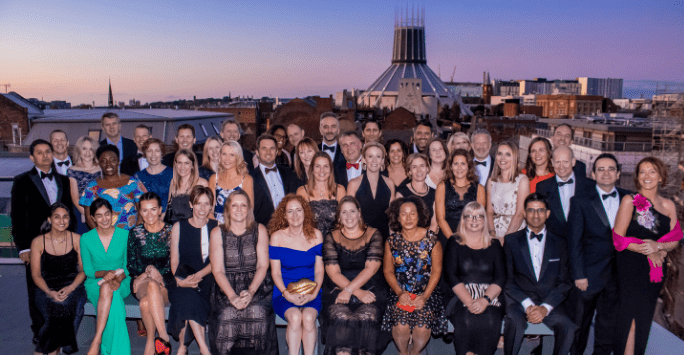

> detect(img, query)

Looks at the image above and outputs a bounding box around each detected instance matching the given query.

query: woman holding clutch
[269,194,324,355]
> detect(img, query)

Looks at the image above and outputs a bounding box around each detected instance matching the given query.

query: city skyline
[1,0,682,105]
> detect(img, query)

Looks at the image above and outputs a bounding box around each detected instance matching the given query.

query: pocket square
[549,258,560,262]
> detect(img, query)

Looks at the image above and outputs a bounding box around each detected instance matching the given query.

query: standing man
[411,120,432,153]
[120,124,150,176]
[362,120,382,144]
[319,112,346,169]
[471,129,494,186]
[50,130,72,175]
[162,124,202,167]
[220,119,255,172]
[536,146,593,240]
[568,154,629,355]
[99,112,137,163]
[11,139,76,343]
[286,123,305,162]
[551,123,586,178]
[250,134,301,226]
[503,193,576,355]
[336,131,364,188]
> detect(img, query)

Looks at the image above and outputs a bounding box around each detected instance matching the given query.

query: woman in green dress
[80,198,132,355]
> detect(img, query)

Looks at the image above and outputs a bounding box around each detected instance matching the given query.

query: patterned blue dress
[79,178,145,230]
[270,243,323,319]
[214,180,243,224]
[134,167,173,211]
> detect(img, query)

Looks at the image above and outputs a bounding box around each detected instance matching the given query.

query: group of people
[11,111,682,355]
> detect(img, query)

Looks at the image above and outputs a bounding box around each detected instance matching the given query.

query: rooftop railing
[535,129,652,152]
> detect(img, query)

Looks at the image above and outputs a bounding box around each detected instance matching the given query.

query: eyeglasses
[596,167,617,172]
[525,208,547,214]
[464,214,485,221]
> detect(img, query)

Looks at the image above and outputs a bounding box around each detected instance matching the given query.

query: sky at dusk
[1,0,682,105]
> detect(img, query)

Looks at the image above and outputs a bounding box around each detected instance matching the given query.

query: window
[212,123,220,134]
[583,131,592,139]
[90,130,101,141]
[199,124,209,137]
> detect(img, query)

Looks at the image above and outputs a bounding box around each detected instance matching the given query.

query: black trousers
[504,303,577,355]
[25,262,45,339]
[570,278,619,355]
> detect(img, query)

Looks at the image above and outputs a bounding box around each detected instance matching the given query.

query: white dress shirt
[474,155,491,186]
[556,173,576,220]
[322,141,338,162]
[106,136,124,163]
[597,185,619,228]
[53,156,72,176]
[522,227,554,314]
[259,163,285,209]
[136,151,149,171]
[346,157,362,182]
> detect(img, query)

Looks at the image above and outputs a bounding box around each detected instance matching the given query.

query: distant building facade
[537,94,604,118]
[519,78,581,96]
[577,77,623,100]
[652,93,684,117]
[493,80,520,97]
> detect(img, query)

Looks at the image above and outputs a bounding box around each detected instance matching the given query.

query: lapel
[549,183,565,224]
[487,155,494,178]
[590,187,611,229]
[55,173,64,203]
[538,233,554,281]
[29,167,51,206]
[254,168,274,206]
[517,231,537,282]
[277,167,289,193]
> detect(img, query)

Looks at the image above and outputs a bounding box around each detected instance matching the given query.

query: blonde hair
[73,135,99,167]
[201,136,222,170]
[170,149,201,197]
[455,201,492,247]
[405,153,431,180]
[221,189,255,231]
[447,132,471,153]
[217,141,247,177]
[490,142,521,183]
[361,142,387,171]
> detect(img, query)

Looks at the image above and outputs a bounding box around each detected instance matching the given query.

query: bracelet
[344,287,353,294]
[483,295,492,303]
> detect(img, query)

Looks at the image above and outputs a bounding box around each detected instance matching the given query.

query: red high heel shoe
[154,337,171,355]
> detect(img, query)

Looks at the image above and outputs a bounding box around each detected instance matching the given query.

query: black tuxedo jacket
[474,155,494,181]
[243,149,255,173]
[320,142,346,166]
[567,186,630,292]
[100,137,137,162]
[51,155,75,176]
[250,165,302,226]
[11,167,76,251]
[504,229,572,309]
[574,160,587,178]
[120,152,142,176]
[535,175,594,239]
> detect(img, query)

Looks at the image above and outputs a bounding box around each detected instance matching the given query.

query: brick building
[503,103,543,117]
[536,95,604,118]
[0,94,32,147]
[273,96,338,143]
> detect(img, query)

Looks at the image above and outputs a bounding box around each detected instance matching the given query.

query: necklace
[341,227,364,240]
[49,231,68,255]
[410,181,428,195]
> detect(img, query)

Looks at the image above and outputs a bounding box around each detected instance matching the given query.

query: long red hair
[267,194,318,241]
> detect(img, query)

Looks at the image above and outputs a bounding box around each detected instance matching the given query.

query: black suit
[120,151,143,176]
[99,136,137,162]
[535,174,594,240]
[11,167,76,338]
[573,160,587,178]
[567,186,630,355]
[243,149,255,173]
[503,229,576,355]
[250,165,302,226]
[321,142,348,187]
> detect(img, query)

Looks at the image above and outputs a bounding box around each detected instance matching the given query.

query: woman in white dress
[485,142,529,244]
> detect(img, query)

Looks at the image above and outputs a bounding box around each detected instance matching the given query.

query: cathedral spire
[108,77,114,108]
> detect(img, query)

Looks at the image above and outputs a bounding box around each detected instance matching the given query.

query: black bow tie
[558,178,574,187]
[265,167,278,174]
[474,160,487,167]
[529,231,543,242]
[56,160,70,167]
[40,171,54,181]
[322,145,335,152]
[602,191,617,200]
[137,152,144,159]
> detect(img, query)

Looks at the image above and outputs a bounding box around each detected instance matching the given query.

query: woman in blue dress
[134,138,173,212]
[268,194,324,355]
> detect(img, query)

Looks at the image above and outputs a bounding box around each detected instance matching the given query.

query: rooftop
[35,108,229,122]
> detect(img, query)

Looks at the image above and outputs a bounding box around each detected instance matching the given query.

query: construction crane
[1,83,9,93]
[450,66,457,83]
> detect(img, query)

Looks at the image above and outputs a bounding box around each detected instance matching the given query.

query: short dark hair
[138,192,162,209]
[135,124,151,134]
[221,119,242,134]
[96,144,120,159]
[189,185,214,207]
[415,120,433,132]
[339,130,362,142]
[177,123,195,138]
[555,124,574,139]
[30,139,53,156]
[101,112,120,122]
[592,153,621,173]
[267,124,287,136]
[524,193,549,210]
[89,198,113,217]
[362,120,381,131]
[256,134,278,149]
[49,129,68,142]
[387,196,431,231]
[634,157,668,190]
[320,112,339,121]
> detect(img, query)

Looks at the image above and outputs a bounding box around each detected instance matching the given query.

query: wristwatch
[483,295,492,303]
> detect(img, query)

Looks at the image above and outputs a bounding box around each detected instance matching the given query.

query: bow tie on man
[136,152,144,159]
[346,162,359,170]
[56,160,71,167]
[265,167,278,174]
[557,178,574,187]
[40,171,54,181]
[529,231,543,242]
[322,145,335,152]
[474,160,487,167]
[602,191,617,200]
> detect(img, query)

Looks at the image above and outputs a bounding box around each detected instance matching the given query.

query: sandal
[137,320,147,337]
[155,337,172,355]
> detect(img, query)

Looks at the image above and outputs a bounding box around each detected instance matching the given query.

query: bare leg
[410,326,431,355]
[301,308,319,355]
[392,324,411,355]
[140,297,157,355]
[624,320,636,355]
[88,282,113,355]
[175,323,187,355]
[284,308,304,355]
[146,281,170,341]
[188,320,210,355]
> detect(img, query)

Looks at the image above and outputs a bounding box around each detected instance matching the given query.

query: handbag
[287,278,317,295]
[163,194,175,224]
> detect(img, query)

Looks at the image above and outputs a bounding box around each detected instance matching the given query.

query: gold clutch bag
[287,278,317,295]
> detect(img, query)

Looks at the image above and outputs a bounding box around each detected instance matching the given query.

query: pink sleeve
[612,229,644,251]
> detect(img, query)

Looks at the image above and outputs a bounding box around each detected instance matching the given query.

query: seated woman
[382,196,448,355]
[297,152,346,238]
[321,196,389,355]
[395,153,438,232]
[209,190,278,355]
[198,136,221,181]
[208,140,254,224]
[127,192,173,355]
[443,202,505,355]
[269,194,324,355]
[165,149,209,225]
[168,186,217,355]
[31,203,86,355]
[293,138,319,183]
[134,138,173,212]
[80,198,132,355]
[523,137,554,193]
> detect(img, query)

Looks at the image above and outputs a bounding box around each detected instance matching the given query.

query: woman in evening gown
[297,152,346,239]
[209,140,254,224]
[395,153,438,232]
[133,138,173,213]
[164,149,208,225]
[67,135,101,234]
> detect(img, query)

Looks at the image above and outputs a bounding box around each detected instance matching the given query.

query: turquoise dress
[270,243,323,319]
[80,227,131,355]
[79,177,145,230]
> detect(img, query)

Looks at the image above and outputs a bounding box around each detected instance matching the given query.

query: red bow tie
[346,162,359,170]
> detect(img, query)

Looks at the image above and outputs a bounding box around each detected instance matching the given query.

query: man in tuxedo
[536,146,593,239]
[335,131,364,188]
[221,119,255,172]
[471,129,493,186]
[551,123,586,178]
[162,124,203,167]
[410,120,432,154]
[362,120,382,144]
[99,112,137,163]
[50,130,72,175]
[503,193,576,355]
[568,153,629,355]
[120,124,150,176]
[11,139,76,342]
[250,134,301,226]
[319,112,346,169]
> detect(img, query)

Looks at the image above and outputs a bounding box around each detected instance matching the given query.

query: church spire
[108,77,114,108]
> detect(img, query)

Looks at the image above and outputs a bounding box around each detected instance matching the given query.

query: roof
[1,92,43,116]
[361,62,452,98]
[36,108,229,123]
[539,118,652,133]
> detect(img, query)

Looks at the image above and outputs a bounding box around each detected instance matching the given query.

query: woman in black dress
[443,201,505,355]
[435,149,486,247]
[30,203,86,355]
[168,185,218,355]
[297,152,346,239]
[165,149,209,224]
[321,196,389,354]
[613,157,681,355]
[347,143,396,242]
[395,153,438,232]
[209,189,278,354]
